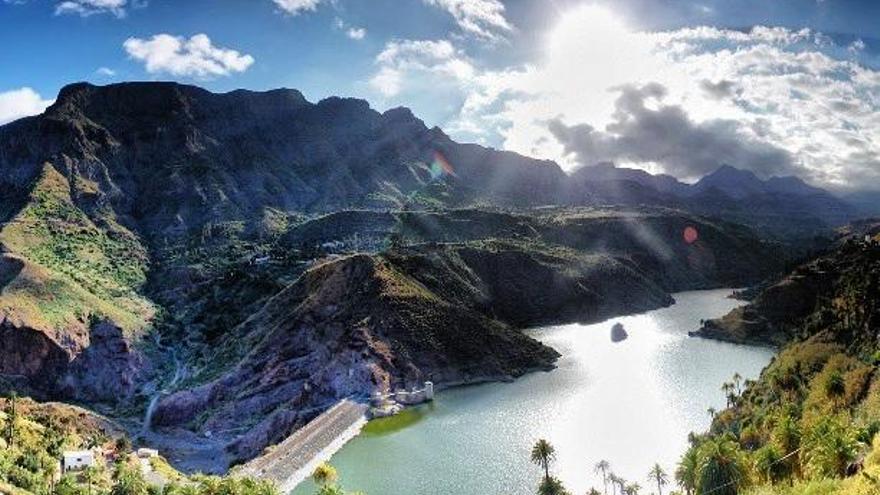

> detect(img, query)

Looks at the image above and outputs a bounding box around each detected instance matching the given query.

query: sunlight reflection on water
[292,289,775,495]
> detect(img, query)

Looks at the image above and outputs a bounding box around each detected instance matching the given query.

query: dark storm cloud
[699,79,741,100]
[547,83,799,179]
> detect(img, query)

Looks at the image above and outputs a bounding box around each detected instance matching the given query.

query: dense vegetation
[513,238,880,495]
[676,239,880,495]
[7,81,865,491]
[0,394,278,495]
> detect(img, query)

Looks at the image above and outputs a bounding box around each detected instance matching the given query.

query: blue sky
[1,0,879,190]
[2,0,877,100]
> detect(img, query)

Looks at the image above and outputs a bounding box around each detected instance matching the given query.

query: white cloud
[55,0,128,17]
[272,0,322,15]
[548,83,798,179]
[370,39,474,97]
[123,33,255,78]
[333,17,366,41]
[95,67,116,76]
[0,88,53,126]
[347,27,366,40]
[379,5,880,190]
[849,38,866,53]
[424,0,512,40]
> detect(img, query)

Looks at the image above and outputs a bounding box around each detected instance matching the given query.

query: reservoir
[293,289,774,495]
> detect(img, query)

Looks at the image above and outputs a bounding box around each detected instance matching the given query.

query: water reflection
[292,289,775,495]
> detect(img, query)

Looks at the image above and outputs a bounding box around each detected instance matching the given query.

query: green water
[293,289,775,495]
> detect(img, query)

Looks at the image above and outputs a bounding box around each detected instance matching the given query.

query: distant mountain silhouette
[571,162,857,238]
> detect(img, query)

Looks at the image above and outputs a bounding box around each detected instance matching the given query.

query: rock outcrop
[692,238,880,349]
[152,242,679,465]
[0,82,800,471]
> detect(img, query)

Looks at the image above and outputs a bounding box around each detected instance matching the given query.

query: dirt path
[141,342,183,437]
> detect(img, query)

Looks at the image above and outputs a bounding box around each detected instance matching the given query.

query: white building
[62,450,95,472]
[137,448,159,459]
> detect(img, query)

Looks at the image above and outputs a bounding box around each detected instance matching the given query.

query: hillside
[684,236,880,494]
[148,207,784,470]
[0,82,794,471]
[0,394,279,495]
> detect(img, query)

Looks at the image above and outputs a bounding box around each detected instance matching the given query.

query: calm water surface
[293,289,774,495]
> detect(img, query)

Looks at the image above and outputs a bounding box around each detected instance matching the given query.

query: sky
[1,0,879,191]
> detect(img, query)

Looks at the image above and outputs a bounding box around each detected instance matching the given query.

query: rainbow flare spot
[430,151,456,180]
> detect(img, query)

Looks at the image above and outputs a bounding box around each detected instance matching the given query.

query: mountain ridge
[0,80,839,472]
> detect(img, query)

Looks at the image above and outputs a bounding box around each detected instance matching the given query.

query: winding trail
[142,339,183,437]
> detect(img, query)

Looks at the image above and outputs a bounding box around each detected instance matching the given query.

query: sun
[546,4,633,60]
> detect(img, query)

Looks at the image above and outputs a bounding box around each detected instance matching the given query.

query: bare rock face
[0,82,796,472]
[692,240,880,348]
[60,320,150,401]
[148,243,681,466]
[0,313,148,402]
[0,319,70,383]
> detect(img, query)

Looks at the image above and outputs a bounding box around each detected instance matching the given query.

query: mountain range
[0,81,865,470]
[572,162,857,238]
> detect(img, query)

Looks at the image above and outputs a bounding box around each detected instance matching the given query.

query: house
[62,450,95,472]
[137,448,159,459]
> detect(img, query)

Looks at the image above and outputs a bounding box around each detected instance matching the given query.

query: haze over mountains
[0,81,866,470]
[0,82,859,239]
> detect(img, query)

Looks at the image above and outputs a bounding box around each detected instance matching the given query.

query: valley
[0,82,873,495]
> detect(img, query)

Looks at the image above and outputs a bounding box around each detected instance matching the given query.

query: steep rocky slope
[0,163,154,402]
[693,237,880,348]
[152,240,677,465]
[683,233,880,495]
[0,82,566,406]
[0,82,796,471]
[148,208,784,468]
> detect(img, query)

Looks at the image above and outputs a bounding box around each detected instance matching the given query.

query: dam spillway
[237,399,368,493]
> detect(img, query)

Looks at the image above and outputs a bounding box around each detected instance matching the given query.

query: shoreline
[286,288,776,495]
[276,413,367,493]
[127,286,754,483]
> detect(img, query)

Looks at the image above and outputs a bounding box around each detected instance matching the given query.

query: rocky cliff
[692,236,880,349]
[0,82,796,471]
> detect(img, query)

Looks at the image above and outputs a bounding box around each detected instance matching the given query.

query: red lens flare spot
[683,226,699,244]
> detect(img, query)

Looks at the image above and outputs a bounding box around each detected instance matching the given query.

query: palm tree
[706,407,716,420]
[612,475,627,495]
[771,411,802,477]
[6,391,17,448]
[825,370,846,406]
[696,436,745,495]
[648,463,669,495]
[624,482,641,495]
[537,476,569,495]
[732,373,743,395]
[607,474,622,495]
[754,444,786,484]
[676,447,698,495]
[531,439,557,481]
[587,489,602,495]
[802,415,860,478]
[594,460,611,495]
[720,383,734,408]
[312,462,338,486]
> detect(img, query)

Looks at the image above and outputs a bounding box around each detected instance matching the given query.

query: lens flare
[683,226,699,244]
[430,151,456,180]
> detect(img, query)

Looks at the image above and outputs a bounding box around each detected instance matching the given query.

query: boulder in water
[611,322,628,342]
